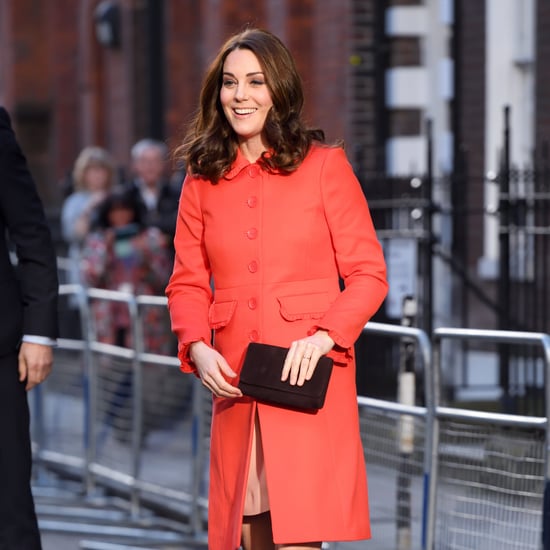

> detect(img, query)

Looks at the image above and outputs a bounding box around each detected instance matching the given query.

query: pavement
[35,459,422,550]
[30,377,422,549]
[42,532,86,550]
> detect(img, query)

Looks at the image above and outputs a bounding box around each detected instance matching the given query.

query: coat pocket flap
[208,300,237,329]
[278,292,331,321]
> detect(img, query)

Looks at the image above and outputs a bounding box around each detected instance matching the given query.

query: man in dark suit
[0,106,59,549]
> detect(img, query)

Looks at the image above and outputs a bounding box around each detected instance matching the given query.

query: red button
[248,261,258,273]
[248,330,259,341]
[248,165,260,177]
[248,298,257,309]
[247,196,258,208]
[246,228,258,239]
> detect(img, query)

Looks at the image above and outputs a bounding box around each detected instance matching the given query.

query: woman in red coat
[166,28,388,550]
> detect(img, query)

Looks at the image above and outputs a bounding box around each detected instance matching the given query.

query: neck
[238,138,267,163]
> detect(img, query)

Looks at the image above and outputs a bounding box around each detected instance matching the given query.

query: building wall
[0,0,137,208]
[1,0,79,207]
[349,0,387,180]
[536,0,550,146]
[454,0,486,271]
[1,0,369,213]
[385,0,426,175]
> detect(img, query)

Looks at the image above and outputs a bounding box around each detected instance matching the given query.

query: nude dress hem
[243,411,270,516]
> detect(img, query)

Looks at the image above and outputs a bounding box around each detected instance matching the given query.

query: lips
[234,108,257,115]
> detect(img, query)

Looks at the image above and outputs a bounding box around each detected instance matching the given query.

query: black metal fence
[357,108,550,415]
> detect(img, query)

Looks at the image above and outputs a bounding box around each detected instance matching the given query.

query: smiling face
[220,48,274,159]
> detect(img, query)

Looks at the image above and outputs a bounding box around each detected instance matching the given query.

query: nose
[235,83,248,101]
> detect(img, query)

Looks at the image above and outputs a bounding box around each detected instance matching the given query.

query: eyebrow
[222,71,265,77]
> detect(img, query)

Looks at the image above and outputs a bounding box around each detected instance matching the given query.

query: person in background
[80,186,172,352]
[124,138,182,248]
[0,106,59,548]
[165,28,388,550]
[60,146,118,288]
[80,186,175,444]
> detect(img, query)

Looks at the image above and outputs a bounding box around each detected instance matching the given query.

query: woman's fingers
[192,342,242,398]
[282,331,335,385]
[281,345,296,382]
[282,340,322,386]
[201,365,242,397]
[300,347,322,384]
[216,361,243,397]
[203,374,242,397]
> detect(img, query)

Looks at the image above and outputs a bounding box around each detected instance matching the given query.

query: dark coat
[0,106,59,356]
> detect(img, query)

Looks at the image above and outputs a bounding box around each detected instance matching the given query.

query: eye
[222,78,237,88]
[250,79,265,87]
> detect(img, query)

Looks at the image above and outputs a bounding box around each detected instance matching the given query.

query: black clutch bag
[238,342,334,410]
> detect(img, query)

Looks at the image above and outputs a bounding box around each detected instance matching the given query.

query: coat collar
[223,148,277,180]
[223,148,252,180]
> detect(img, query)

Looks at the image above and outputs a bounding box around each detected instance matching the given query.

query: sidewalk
[33,352,423,549]
[42,532,85,550]
[36,466,421,550]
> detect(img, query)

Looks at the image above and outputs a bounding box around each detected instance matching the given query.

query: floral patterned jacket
[81,225,173,354]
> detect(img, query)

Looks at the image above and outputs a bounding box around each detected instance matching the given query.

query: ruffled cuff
[307,326,353,365]
[177,338,205,377]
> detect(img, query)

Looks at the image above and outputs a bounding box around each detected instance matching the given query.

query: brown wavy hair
[174,28,326,183]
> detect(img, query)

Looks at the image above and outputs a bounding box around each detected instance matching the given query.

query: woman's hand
[281,330,335,386]
[189,341,243,398]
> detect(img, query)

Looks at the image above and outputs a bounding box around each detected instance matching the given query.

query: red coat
[166,145,388,549]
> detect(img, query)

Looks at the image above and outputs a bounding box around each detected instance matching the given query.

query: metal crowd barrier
[29,284,550,549]
[354,323,550,550]
[33,284,203,546]
[357,321,432,550]
[429,328,550,550]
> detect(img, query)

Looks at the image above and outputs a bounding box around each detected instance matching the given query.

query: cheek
[260,101,273,123]
[219,96,232,120]
[260,87,274,109]
[219,89,231,108]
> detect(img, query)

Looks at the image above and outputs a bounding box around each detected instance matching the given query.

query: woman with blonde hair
[60,146,118,288]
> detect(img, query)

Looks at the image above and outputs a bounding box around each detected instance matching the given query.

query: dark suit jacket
[0,106,59,356]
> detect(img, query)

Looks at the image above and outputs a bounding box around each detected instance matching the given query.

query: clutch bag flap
[238,342,333,410]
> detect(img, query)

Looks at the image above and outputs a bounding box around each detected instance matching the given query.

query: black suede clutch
[238,342,334,410]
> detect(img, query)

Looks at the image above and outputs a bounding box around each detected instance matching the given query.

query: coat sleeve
[165,176,213,373]
[0,108,59,340]
[310,147,388,359]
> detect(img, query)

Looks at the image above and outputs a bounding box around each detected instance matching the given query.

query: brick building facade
[0,0,386,213]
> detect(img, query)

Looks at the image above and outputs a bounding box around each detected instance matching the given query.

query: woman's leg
[242,511,275,550]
